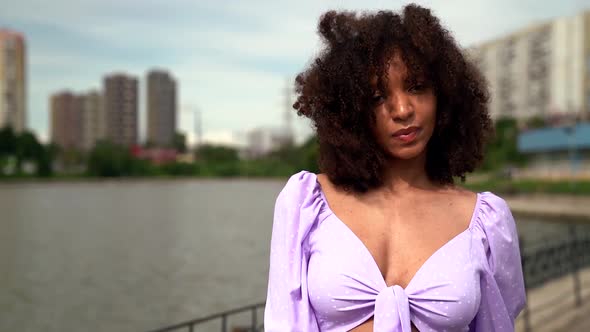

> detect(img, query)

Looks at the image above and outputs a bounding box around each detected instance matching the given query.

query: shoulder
[435,188,513,233]
[272,171,328,239]
[477,191,513,221]
[275,170,323,212]
[472,192,519,248]
[277,170,319,200]
[446,186,479,213]
[445,187,511,219]
[433,186,479,228]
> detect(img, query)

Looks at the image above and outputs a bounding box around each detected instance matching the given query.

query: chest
[306,213,482,331]
[328,197,474,288]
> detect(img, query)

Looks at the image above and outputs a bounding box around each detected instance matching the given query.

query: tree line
[0,126,55,177]
[0,117,523,179]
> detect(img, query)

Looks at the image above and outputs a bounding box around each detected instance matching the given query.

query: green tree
[267,135,319,174]
[59,148,86,173]
[15,130,44,174]
[87,140,155,177]
[195,144,240,177]
[0,126,16,156]
[525,116,546,130]
[482,117,526,172]
[35,143,57,177]
[173,132,187,153]
[300,136,319,173]
[196,144,239,163]
[0,126,17,175]
[160,161,198,176]
[0,128,55,177]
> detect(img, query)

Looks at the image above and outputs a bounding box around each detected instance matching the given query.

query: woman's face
[370,53,437,161]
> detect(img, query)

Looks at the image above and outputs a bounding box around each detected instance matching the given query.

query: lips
[392,126,419,137]
[391,126,420,143]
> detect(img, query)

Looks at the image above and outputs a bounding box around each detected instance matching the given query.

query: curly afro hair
[293,4,493,193]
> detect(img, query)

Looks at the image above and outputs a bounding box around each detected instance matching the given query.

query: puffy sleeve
[264,171,321,331]
[471,192,526,331]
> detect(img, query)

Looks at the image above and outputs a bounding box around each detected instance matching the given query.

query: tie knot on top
[374,285,412,332]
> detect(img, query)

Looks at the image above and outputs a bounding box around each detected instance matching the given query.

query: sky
[1,0,588,146]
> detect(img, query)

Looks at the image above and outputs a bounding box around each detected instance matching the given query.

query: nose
[386,93,414,122]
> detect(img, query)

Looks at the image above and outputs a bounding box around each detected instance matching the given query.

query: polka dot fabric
[264,171,526,331]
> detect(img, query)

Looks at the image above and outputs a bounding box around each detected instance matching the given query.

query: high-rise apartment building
[0,29,26,132]
[50,91,82,150]
[50,90,105,151]
[468,10,590,122]
[80,90,104,151]
[147,70,176,147]
[103,73,138,147]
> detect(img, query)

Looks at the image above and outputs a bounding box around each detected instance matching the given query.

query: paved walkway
[515,267,590,331]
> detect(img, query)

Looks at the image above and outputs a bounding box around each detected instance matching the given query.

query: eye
[408,83,425,94]
[371,92,385,104]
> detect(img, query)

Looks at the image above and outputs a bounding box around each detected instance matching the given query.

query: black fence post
[520,235,531,332]
[570,224,582,307]
[221,314,227,332]
[251,306,258,332]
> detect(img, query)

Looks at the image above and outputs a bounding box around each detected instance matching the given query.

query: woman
[265,4,526,332]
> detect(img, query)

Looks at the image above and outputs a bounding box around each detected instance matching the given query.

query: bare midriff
[349,318,420,332]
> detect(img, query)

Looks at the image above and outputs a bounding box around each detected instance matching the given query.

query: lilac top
[264,171,526,332]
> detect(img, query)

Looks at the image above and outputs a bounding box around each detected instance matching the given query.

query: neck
[379,152,433,195]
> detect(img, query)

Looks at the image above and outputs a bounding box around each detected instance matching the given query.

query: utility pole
[181,105,202,150]
[194,107,202,149]
[283,77,294,146]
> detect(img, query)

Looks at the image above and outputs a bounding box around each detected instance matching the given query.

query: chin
[387,145,426,160]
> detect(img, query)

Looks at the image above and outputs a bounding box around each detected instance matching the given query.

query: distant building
[130,146,177,165]
[80,90,104,151]
[147,70,176,147]
[0,29,26,132]
[50,91,82,150]
[518,123,590,179]
[50,90,104,151]
[104,73,138,147]
[242,127,294,159]
[468,9,590,122]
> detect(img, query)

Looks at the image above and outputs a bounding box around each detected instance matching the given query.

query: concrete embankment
[505,194,590,221]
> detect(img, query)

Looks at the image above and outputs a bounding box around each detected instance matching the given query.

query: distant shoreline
[505,194,590,222]
[0,175,287,185]
[3,176,590,221]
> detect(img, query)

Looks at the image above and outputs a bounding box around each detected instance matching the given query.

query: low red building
[130,145,178,165]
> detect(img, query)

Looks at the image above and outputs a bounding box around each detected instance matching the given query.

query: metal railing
[146,302,265,332]
[518,225,590,332]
